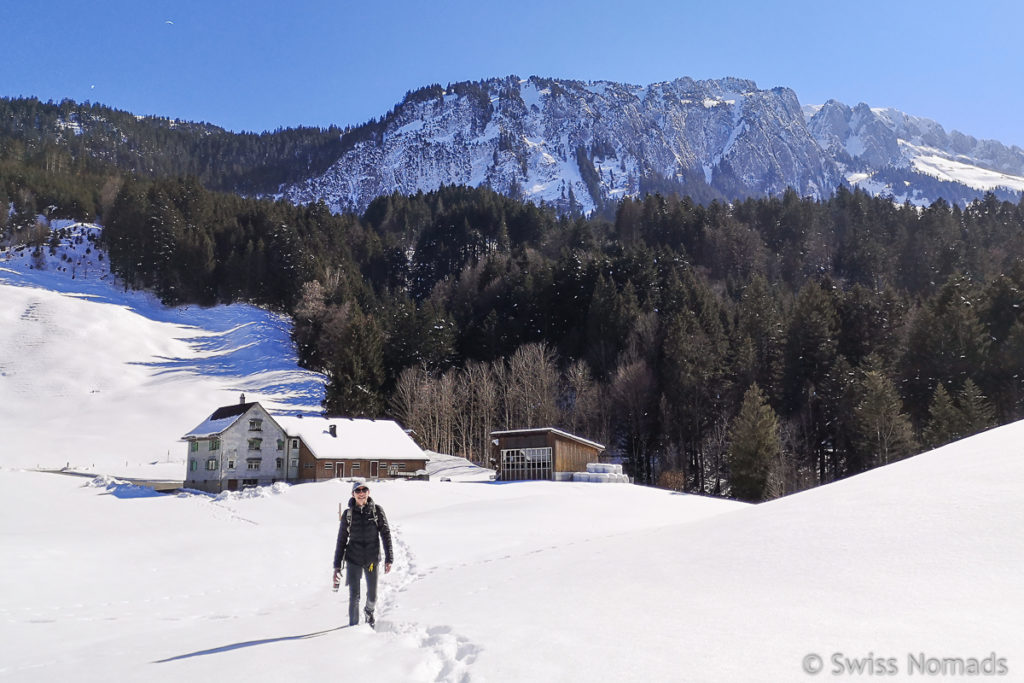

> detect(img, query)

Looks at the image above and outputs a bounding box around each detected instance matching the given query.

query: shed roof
[491,427,605,451]
[274,415,427,462]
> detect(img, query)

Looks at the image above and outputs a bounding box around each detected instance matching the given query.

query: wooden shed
[491,428,605,481]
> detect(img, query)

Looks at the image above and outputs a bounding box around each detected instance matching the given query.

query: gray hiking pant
[346,562,378,626]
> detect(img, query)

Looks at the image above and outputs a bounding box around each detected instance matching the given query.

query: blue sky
[4,1,1023,147]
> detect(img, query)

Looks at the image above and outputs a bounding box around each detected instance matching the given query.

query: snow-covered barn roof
[181,402,260,439]
[274,415,427,462]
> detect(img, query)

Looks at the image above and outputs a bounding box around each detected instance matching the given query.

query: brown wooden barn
[491,428,605,481]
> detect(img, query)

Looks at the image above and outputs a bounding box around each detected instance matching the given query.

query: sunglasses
[354,487,369,494]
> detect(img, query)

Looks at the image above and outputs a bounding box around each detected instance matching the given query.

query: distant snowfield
[1,223,1022,682]
[907,144,1024,193]
[844,144,1024,204]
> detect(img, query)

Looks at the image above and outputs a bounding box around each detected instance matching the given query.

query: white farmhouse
[181,395,294,493]
[181,396,429,492]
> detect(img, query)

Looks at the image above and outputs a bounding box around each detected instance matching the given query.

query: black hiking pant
[346,562,378,626]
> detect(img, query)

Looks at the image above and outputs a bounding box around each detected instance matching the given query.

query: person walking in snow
[333,480,393,627]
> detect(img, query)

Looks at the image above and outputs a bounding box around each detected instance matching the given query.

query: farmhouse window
[246,458,261,470]
[325,463,334,470]
[189,441,199,453]
[248,438,262,451]
[242,479,258,488]
[249,418,263,431]
[190,459,197,471]
[276,458,284,469]
[290,458,299,468]
[206,458,218,471]
[277,439,285,451]
[209,437,220,451]
[227,459,236,470]
[351,463,360,471]
[290,439,299,450]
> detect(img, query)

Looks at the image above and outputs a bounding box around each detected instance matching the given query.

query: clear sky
[4,1,1023,147]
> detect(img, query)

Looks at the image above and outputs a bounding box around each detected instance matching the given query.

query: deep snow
[1,224,1021,682]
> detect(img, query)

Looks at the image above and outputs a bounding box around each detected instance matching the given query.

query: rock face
[281,76,1024,214]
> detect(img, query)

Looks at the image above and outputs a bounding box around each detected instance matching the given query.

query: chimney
[239,393,246,405]
[329,424,337,438]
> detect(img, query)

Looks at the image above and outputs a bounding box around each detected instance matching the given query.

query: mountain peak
[281,75,1024,213]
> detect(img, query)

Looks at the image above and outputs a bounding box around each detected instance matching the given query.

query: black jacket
[333,496,393,569]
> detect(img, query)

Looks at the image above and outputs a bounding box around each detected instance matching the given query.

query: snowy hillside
[0,221,326,477]
[2,223,1022,681]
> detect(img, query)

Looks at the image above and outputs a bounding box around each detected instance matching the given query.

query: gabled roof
[182,402,260,439]
[491,427,605,451]
[210,402,257,421]
[275,415,427,462]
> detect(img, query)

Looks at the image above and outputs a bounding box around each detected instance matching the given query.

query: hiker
[333,480,393,627]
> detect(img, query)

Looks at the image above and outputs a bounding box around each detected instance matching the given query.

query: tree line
[0,96,348,198]
[293,186,1024,501]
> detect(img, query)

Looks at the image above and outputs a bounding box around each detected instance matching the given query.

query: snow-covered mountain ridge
[281,75,1024,213]
[805,100,1024,201]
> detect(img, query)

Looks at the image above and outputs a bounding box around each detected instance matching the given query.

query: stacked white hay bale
[571,463,629,483]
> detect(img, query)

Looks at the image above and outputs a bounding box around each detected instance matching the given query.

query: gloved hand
[332,569,341,591]
[385,562,392,574]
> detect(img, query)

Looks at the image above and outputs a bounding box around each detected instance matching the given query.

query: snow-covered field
[1,224,1022,681]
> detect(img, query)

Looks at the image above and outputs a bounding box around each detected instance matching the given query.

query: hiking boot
[364,608,375,628]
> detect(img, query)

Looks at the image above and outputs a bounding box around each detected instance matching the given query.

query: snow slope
[908,145,1024,194]
[0,222,325,477]
[1,223,1022,682]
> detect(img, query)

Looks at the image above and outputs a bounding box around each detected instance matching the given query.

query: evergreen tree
[322,305,386,417]
[901,275,991,417]
[957,378,995,437]
[852,367,917,469]
[728,384,781,502]
[585,274,641,379]
[922,383,964,449]
[734,273,785,402]
[783,280,840,482]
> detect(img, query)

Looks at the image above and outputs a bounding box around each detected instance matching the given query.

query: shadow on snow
[152,625,350,663]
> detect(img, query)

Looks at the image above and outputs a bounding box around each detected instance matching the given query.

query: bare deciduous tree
[508,342,559,427]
